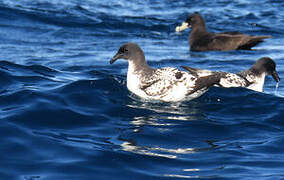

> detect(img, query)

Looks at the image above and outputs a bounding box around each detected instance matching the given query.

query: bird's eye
[186,17,193,22]
[120,48,128,53]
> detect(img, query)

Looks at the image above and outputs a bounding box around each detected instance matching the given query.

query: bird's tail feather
[254,35,272,39]
[238,35,271,50]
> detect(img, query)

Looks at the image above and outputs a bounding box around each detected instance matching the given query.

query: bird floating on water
[181,57,280,92]
[110,42,221,102]
[176,12,271,51]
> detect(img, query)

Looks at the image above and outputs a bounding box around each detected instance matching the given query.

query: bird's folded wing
[219,73,250,87]
[139,68,186,97]
[181,66,213,77]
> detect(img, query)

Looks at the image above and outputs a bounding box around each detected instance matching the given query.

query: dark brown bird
[176,12,271,51]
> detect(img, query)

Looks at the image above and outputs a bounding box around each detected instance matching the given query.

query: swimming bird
[110,43,220,102]
[175,12,271,51]
[181,57,280,92]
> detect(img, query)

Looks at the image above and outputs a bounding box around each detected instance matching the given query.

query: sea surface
[0,0,284,179]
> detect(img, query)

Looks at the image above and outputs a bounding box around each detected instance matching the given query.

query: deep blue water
[0,0,284,179]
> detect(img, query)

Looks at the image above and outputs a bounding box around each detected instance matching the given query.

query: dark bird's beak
[110,53,122,64]
[272,71,280,82]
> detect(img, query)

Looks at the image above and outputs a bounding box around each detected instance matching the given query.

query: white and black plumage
[181,57,280,92]
[175,12,271,51]
[110,43,219,102]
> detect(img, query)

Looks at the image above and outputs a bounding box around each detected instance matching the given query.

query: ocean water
[0,0,284,179]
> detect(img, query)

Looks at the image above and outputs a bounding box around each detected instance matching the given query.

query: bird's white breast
[246,73,266,92]
[126,61,149,99]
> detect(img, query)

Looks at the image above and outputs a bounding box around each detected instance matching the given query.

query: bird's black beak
[272,71,280,82]
[110,53,123,64]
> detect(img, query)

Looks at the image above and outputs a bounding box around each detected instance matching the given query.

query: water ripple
[0,0,284,179]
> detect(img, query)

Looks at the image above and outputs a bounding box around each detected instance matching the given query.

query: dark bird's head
[251,57,280,83]
[110,43,145,64]
[175,12,206,32]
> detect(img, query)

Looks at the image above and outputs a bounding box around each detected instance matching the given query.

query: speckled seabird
[175,12,271,51]
[110,43,220,102]
[181,57,280,92]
